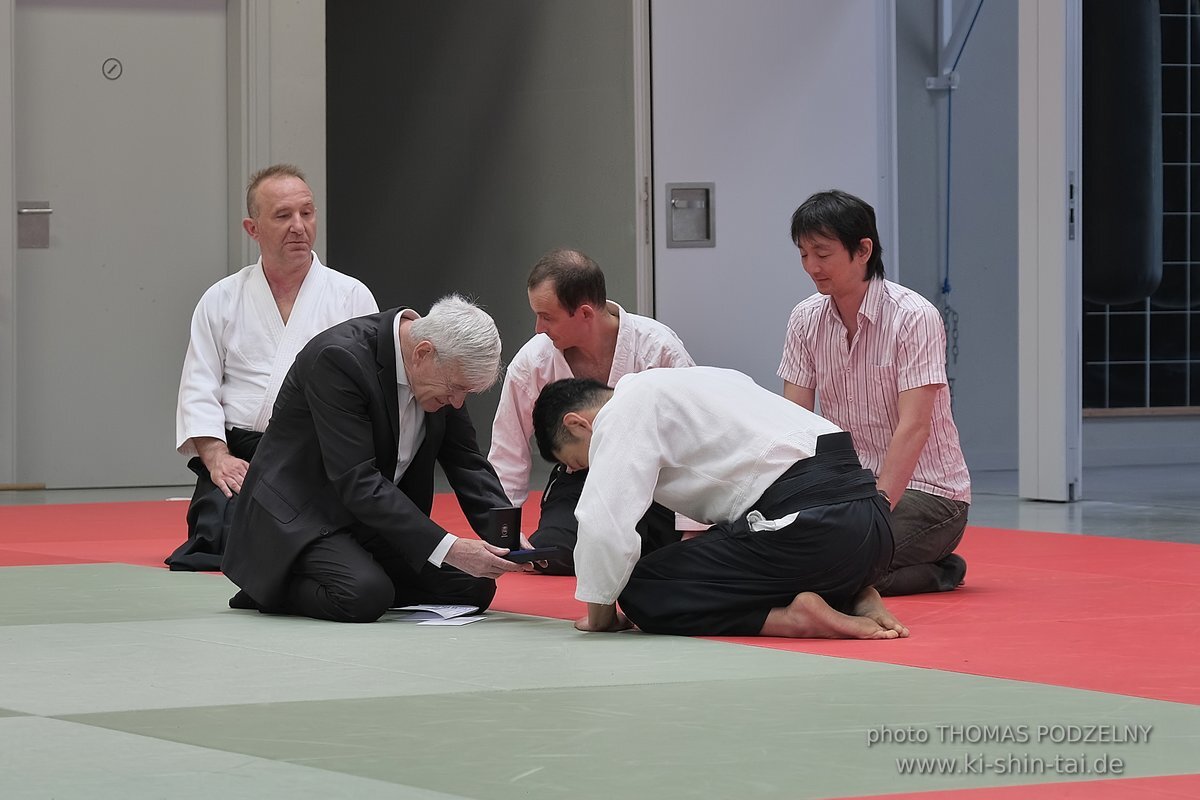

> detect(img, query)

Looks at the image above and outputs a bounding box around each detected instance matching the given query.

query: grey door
[14,0,228,487]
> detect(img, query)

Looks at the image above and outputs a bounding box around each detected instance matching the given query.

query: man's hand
[443,538,531,579]
[515,534,553,569]
[575,602,632,633]
[193,438,249,498]
[208,453,250,498]
[876,384,937,512]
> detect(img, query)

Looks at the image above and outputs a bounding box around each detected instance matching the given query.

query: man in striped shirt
[778,190,970,595]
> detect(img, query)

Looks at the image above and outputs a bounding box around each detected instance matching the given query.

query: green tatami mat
[5,563,1198,800]
[0,716,470,800]
[59,667,1200,800]
[0,563,233,625]
[1,563,894,716]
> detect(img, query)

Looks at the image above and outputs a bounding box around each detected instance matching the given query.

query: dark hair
[526,248,607,314]
[532,378,612,463]
[789,190,885,280]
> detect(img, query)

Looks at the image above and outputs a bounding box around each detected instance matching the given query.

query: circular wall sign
[102,58,123,81]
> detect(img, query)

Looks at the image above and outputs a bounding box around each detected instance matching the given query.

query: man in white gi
[531,368,908,639]
[779,190,970,595]
[168,164,378,571]
[489,248,694,574]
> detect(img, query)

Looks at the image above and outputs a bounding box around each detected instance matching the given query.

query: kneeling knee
[333,573,394,623]
[465,578,498,612]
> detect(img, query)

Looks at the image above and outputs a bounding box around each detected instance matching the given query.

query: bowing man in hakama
[531,367,910,639]
[488,248,694,574]
[168,164,378,571]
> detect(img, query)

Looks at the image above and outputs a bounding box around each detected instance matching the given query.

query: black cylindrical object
[1082,0,1163,305]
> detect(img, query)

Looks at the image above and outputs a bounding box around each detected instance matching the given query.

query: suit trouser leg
[529,464,681,576]
[873,489,968,596]
[353,527,496,611]
[281,530,496,623]
[618,496,891,637]
[280,533,396,622]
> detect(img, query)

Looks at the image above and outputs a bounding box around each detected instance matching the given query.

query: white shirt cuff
[427,533,458,567]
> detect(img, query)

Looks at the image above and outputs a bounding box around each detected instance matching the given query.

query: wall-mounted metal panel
[665,182,714,248]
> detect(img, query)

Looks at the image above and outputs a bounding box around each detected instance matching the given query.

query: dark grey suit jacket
[222,308,509,608]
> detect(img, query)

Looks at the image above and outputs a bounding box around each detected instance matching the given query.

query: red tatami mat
[0,500,187,568]
[0,495,493,569]
[4,497,1198,704]
[831,772,1200,800]
[492,522,1200,706]
[705,527,1200,705]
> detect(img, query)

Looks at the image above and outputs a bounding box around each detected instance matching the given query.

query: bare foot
[760,592,902,639]
[852,586,910,638]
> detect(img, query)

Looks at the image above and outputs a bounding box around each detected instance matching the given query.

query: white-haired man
[223,295,529,623]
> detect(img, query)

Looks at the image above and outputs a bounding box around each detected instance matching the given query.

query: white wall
[651,0,895,390]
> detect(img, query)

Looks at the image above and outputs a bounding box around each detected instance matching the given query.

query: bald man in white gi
[168,163,378,571]
[489,248,695,574]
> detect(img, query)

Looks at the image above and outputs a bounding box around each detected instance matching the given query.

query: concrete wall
[0,1,15,481]
[325,0,638,455]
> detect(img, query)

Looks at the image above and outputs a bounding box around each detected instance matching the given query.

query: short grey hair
[246,163,308,217]
[409,294,503,391]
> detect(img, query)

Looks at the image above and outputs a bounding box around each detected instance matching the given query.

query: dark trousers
[269,528,495,623]
[166,427,262,572]
[873,489,969,596]
[528,463,681,575]
[618,433,893,637]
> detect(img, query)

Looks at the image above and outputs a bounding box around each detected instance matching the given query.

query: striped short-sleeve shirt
[777,278,970,503]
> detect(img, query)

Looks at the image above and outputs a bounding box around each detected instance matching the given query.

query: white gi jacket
[488,301,694,506]
[573,367,842,605]
[175,253,378,456]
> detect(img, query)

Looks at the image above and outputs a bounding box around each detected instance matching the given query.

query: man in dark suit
[223,294,529,623]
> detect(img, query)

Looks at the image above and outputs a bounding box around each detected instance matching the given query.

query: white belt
[746,509,799,532]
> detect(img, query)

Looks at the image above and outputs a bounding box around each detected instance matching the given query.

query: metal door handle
[17,201,52,248]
